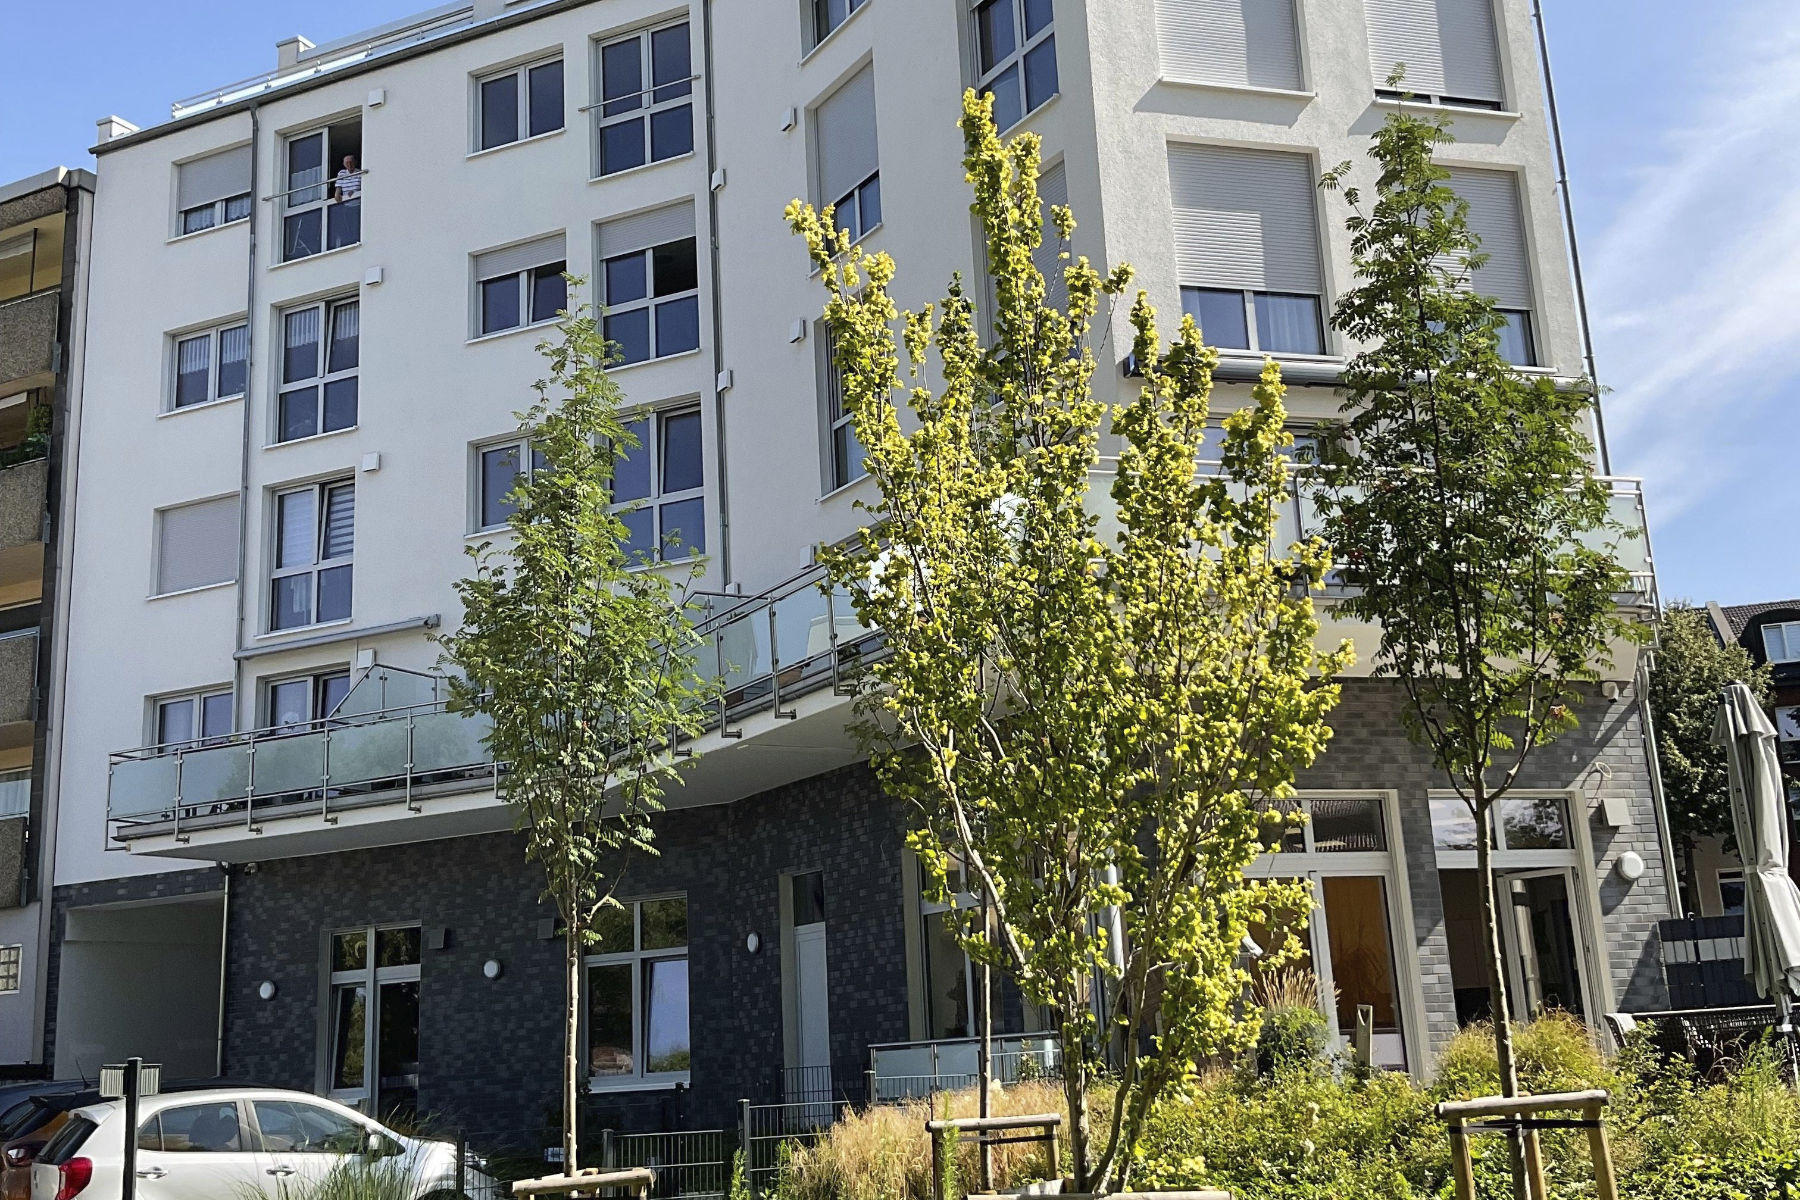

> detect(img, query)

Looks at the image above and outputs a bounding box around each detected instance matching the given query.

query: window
[475,234,568,337]
[281,119,363,262]
[1365,0,1504,109]
[326,926,421,1117]
[155,689,233,749]
[267,670,350,729]
[819,324,864,491]
[278,298,359,441]
[1446,168,1536,366]
[1034,160,1069,312]
[587,897,690,1086]
[154,495,240,595]
[614,407,705,561]
[138,1102,243,1152]
[270,480,354,631]
[175,145,252,236]
[1156,0,1303,91]
[816,65,881,243]
[0,946,17,995]
[811,0,867,46]
[1430,793,1570,855]
[1776,706,1800,746]
[172,321,248,410]
[973,0,1057,131]
[1169,145,1325,355]
[474,438,547,531]
[477,56,564,150]
[249,1101,366,1154]
[0,771,26,819]
[595,22,693,177]
[1763,622,1800,664]
[596,205,700,365]
[1718,869,1747,917]
[0,217,64,303]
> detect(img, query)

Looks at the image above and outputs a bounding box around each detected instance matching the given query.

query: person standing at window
[333,155,362,202]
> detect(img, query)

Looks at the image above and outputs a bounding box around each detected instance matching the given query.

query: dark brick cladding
[221,763,911,1153]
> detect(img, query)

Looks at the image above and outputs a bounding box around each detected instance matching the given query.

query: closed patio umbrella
[1712,683,1800,1045]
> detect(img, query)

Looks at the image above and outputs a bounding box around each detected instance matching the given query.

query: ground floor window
[587,897,690,1088]
[325,925,420,1119]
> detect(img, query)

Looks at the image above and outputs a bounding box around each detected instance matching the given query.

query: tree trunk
[564,906,583,1174]
[977,900,994,1193]
[1475,798,1530,1200]
[1059,1003,1092,1194]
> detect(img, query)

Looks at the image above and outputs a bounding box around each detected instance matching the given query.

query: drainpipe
[699,0,731,584]
[232,103,262,718]
[1635,656,1685,919]
[1531,0,1611,475]
[215,865,231,1077]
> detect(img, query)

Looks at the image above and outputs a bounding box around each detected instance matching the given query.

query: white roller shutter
[1365,0,1503,104]
[474,232,567,281]
[157,496,240,594]
[596,203,696,260]
[816,65,879,204]
[1168,144,1322,293]
[1035,161,1069,310]
[1447,168,1531,308]
[176,145,252,210]
[1157,0,1303,91]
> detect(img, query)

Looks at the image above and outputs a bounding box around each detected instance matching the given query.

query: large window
[594,22,693,177]
[811,0,867,47]
[973,0,1057,131]
[477,56,564,150]
[326,925,420,1117]
[1169,144,1325,355]
[816,65,881,244]
[171,321,248,411]
[819,324,865,492]
[1365,0,1504,109]
[1763,621,1800,664]
[154,688,233,749]
[154,495,240,596]
[282,119,363,262]
[278,298,359,442]
[1156,0,1303,91]
[475,234,567,337]
[614,407,705,561]
[270,480,354,631]
[1446,168,1536,366]
[587,897,690,1087]
[473,437,546,532]
[268,669,351,729]
[1430,793,1571,856]
[597,205,700,365]
[175,145,252,236]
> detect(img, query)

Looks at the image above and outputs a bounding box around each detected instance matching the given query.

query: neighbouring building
[0,167,92,1069]
[39,0,1673,1157]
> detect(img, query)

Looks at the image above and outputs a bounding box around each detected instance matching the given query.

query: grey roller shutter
[176,146,252,210]
[816,64,879,204]
[1035,161,1069,310]
[1365,0,1502,103]
[474,232,567,281]
[1447,168,1532,308]
[157,496,240,594]
[1157,0,1303,91]
[596,203,696,260]
[1168,144,1321,293]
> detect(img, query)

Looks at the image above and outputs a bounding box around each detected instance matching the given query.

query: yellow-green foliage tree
[787,93,1352,1193]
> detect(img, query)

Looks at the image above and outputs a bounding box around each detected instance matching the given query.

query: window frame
[809,0,868,49]
[475,54,566,152]
[265,668,352,731]
[971,0,1058,132]
[152,687,234,750]
[320,923,422,1114]
[1717,869,1747,917]
[268,478,355,633]
[598,236,701,366]
[169,319,250,412]
[274,296,360,444]
[592,20,695,179]
[585,895,691,1091]
[178,192,252,238]
[1179,286,1327,357]
[280,120,363,263]
[477,258,568,338]
[613,404,706,563]
[1763,621,1800,665]
[819,322,866,493]
[0,946,18,995]
[829,171,882,245]
[471,436,546,533]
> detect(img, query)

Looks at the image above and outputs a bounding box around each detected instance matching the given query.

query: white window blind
[816,65,879,205]
[1035,161,1069,310]
[1168,144,1322,293]
[596,203,696,260]
[157,496,240,595]
[475,233,568,281]
[177,146,252,211]
[1447,168,1531,308]
[1157,0,1302,91]
[1365,0,1503,104]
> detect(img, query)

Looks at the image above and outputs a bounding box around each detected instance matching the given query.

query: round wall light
[1615,851,1646,882]
[482,959,503,980]
[257,980,278,1001]
[745,932,761,955]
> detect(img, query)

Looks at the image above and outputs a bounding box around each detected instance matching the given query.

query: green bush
[1253,1006,1331,1079]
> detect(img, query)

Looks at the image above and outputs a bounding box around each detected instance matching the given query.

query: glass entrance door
[1499,869,1589,1020]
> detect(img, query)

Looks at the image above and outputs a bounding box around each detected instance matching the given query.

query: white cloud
[1587,0,1800,524]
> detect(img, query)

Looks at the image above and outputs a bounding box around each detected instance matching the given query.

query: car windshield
[37,1116,95,1166]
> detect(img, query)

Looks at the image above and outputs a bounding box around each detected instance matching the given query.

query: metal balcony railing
[867,1034,1062,1103]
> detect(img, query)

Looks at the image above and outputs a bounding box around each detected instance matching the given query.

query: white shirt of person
[335,168,362,200]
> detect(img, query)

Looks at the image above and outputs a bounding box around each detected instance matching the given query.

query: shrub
[1254,1006,1330,1079]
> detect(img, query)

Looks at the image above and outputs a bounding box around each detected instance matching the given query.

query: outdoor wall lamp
[483,959,503,980]
[1615,851,1646,883]
[258,980,277,1001]
[745,932,761,954]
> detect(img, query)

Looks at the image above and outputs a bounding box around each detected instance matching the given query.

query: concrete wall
[0,294,57,388]
[0,460,47,553]
[0,633,37,727]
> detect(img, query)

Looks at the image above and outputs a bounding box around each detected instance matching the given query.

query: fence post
[929,1125,944,1200]
[1447,1118,1475,1200]
[601,1128,615,1171]
[739,1099,753,1200]
[1585,1102,1618,1200]
[863,1068,876,1108]
[455,1129,465,1199]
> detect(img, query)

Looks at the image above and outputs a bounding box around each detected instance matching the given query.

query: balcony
[868,1034,1062,1102]
[0,456,46,555]
[0,292,58,387]
[0,629,35,730]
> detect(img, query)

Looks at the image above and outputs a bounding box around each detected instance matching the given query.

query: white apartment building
[33,0,1670,1151]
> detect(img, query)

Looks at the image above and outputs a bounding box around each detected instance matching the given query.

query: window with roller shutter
[595,204,699,365]
[154,495,240,596]
[815,65,881,244]
[1365,0,1505,109]
[1155,0,1304,92]
[1445,167,1536,365]
[174,145,252,237]
[473,232,567,337]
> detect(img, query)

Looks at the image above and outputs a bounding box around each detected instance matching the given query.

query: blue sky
[1,1,1791,606]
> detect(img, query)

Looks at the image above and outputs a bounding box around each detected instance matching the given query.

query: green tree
[1649,603,1771,881]
[787,91,1350,1194]
[1310,109,1649,1195]
[437,293,712,1171]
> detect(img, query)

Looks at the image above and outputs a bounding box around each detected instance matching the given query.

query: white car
[30,1087,498,1200]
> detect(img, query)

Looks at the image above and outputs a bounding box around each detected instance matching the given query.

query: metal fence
[596,1129,732,1200]
[867,1035,1062,1104]
[739,1098,851,1199]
